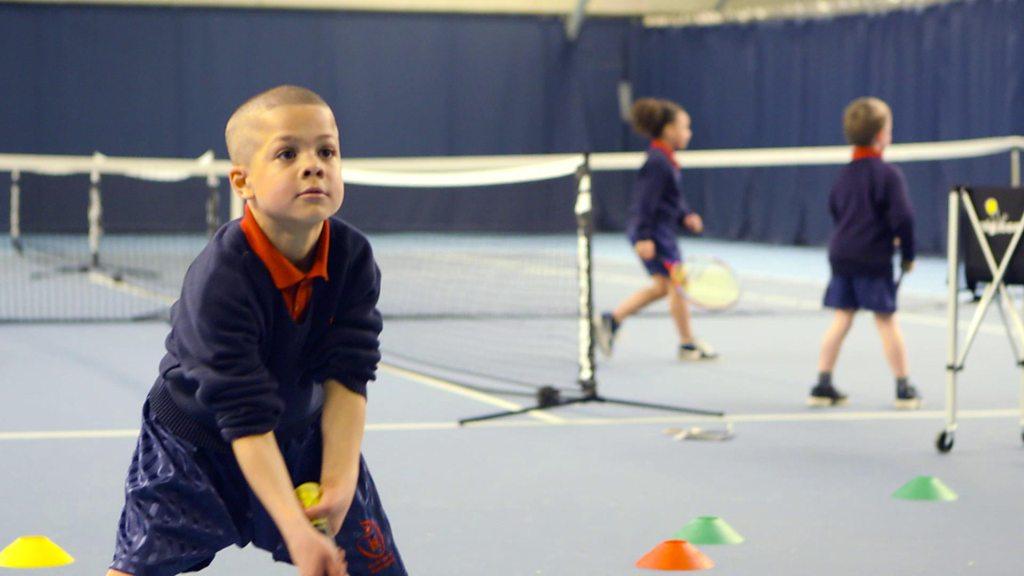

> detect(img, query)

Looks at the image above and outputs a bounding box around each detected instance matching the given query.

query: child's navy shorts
[636,243,682,277]
[629,228,681,278]
[640,253,681,278]
[110,402,406,576]
[823,274,897,313]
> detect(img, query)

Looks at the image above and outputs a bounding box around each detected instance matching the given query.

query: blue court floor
[1,238,1022,575]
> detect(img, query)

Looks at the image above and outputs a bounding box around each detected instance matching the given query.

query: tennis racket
[663,423,735,441]
[665,255,741,311]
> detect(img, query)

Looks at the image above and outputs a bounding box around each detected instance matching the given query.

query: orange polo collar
[240,205,330,321]
[650,139,679,168]
[853,146,883,160]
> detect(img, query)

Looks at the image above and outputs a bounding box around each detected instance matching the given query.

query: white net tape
[1,135,1021,209]
[1,135,1019,181]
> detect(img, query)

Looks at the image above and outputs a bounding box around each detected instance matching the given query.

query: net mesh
[2,170,217,322]
[1,137,1021,389]
[340,161,587,391]
[374,231,581,390]
[0,153,589,392]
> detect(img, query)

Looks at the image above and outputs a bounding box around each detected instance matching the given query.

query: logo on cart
[980,197,1018,236]
[984,197,1000,216]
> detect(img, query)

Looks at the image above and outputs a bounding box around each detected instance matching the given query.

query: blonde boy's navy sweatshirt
[147,216,382,452]
[828,154,916,278]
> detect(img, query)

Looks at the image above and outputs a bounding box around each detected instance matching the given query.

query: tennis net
[1,152,222,322]
[2,136,1021,391]
[0,151,596,393]
[331,156,593,393]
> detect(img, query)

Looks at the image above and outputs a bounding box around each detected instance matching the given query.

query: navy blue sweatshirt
[626,144,693,255]
[828,155,916,278]
[148,217,382,452]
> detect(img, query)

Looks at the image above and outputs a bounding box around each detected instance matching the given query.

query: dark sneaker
[807,382,848,407]
[678,340,718,361]
[595,312,618,357]
[894,382,921,410]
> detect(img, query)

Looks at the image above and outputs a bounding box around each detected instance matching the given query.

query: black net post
[574,153,596,395]
[205,153,220,237]
[88,153,104,270]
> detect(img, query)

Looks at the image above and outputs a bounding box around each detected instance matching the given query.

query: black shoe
[894,382,921,410]
[807,382,848,407]
[595,312,618,357]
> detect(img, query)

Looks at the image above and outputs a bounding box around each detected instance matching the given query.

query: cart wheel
[936,430,954,453]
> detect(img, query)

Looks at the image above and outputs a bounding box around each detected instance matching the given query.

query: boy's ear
[229,166,253,200]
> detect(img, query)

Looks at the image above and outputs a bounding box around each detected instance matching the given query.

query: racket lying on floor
[665,255,741,311]
[663,423,735,441]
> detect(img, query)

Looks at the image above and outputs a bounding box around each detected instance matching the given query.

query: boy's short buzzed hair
[225,85,332,164]
[843,97,891,147]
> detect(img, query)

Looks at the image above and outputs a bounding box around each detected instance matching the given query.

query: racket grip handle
[311,518,331,536]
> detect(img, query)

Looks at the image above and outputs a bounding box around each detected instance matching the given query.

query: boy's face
[665,112,692,150]
[874,114,893,149]
[235,104,344,229]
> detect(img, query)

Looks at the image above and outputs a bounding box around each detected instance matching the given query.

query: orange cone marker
[635,539,714,571]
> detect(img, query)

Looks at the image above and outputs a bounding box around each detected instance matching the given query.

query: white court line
[579,408,1020,426]
[0,430,140,441]
[451,407,1019,428]
[378,363,567,424]
[1,408,1016,441]
[87,271,176,305]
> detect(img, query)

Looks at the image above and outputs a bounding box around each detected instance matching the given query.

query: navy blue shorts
[640,254,681,278]
[110,402,406,576]
[633,241,681,278]
[823,274,897,313]
[629,227,682,278]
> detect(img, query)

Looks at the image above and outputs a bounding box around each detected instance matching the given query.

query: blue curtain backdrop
[628,0,1024,252]
[0,5,631,157]
[0,4,628,233]
[1,0,1022,248]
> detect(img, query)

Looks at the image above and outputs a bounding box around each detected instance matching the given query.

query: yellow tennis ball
[984,197,999,216]
[295,482,322,508]
[295,483,331,535]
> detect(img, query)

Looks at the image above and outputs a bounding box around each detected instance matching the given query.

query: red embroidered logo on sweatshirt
[356,520,396,574]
